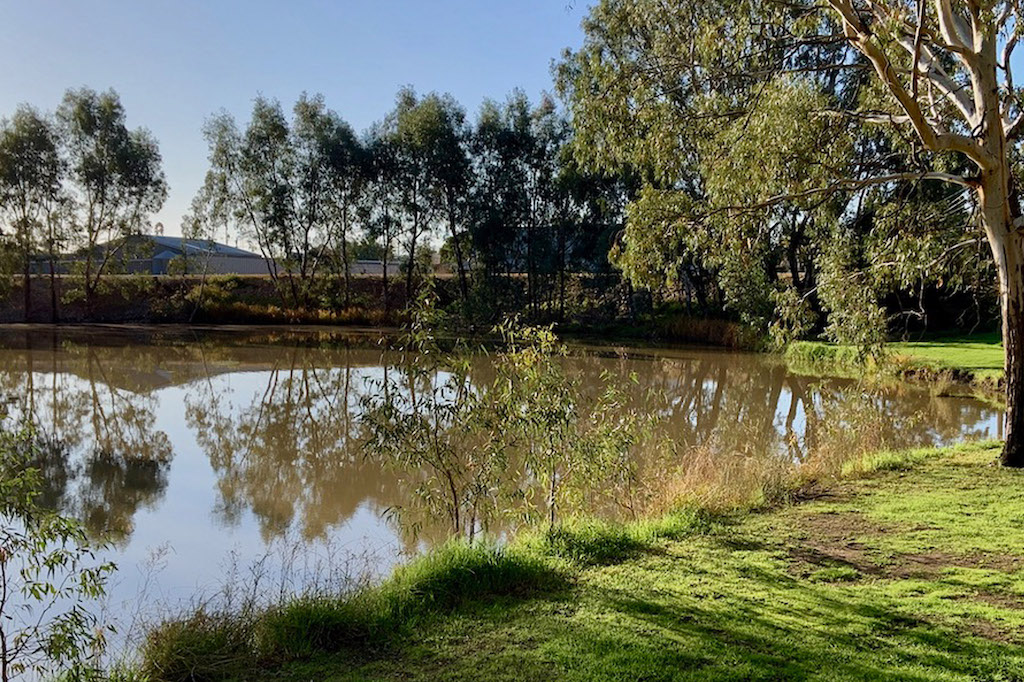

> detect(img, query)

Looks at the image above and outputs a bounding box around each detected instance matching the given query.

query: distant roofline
[116,234,265,259]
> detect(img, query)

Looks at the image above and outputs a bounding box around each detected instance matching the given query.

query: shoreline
[135,440,1021,681]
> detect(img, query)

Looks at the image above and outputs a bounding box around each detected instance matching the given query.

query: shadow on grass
[565,564,1024,681]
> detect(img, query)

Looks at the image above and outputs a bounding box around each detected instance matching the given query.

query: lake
[0,325,1002,645]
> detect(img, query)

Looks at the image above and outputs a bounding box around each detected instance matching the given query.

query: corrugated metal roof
[146,235,262,259]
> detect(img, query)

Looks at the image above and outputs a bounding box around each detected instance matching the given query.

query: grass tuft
[141,541,566,678]
[141,609,256,682]
[258,593,385,660]
[807,566,861,583]
[384,540,567,615]
[529,519,649,566]
[521,509,719,567]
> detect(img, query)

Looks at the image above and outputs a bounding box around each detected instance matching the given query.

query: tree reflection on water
[0,328,1001,550]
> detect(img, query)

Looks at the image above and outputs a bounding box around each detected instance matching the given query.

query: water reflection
[0,327,1001,556]
[184,349,403,541]
[0,331,172,543]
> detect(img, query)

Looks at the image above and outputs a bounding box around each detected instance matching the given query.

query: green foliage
[191,93,364,309]
[0,421,116,681]
[185,274,240,311]
[58,88,168,305]
[362,303,663,538]
[360,292,511,539]
[0,105,64,320]
[558,0,991,346]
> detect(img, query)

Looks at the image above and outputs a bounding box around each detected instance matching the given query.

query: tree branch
[826,0,994,169]
[708,171,974,216]
[934,0,972,51]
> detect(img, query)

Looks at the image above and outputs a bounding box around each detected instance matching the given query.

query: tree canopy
[559,0,1024,465]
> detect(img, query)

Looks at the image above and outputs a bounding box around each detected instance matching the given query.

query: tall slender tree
[0,106,63,322]
[390,88,438,298]
[362,128,402,313]
[58,88,167,312]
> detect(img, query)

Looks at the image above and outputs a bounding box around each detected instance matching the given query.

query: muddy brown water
[0,325,1002,645]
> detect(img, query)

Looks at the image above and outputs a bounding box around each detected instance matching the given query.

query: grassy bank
[136,441,1024,681]
[786,332,1004,390]
[888,332,1004,383]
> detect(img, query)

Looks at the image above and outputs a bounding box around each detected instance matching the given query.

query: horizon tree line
[0,78,1000,348]
[0,85,626,323]
[0,87,167,322]
[186,86,629,317]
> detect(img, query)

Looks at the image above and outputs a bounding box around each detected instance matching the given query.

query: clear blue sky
[0,0,591,236]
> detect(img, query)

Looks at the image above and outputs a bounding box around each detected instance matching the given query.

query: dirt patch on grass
[886,552,1024,579]
[970,590,1024,610]
[786,511,1024,580]
[966,618,1016,643]
[785,511,893,578]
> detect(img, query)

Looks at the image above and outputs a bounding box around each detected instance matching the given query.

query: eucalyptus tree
[421,94,473,302]
[551,152,633,318]
[0,107,63,322]
[292,93,356,305]
[469,96,531,283]
[361,128,403,312]
[322,108,365,307]
[193,95,358,308]
[560,0,1024,465]
[194,109,285,294]
[523,95,571,313]
[466,92,573,314]
[239,97,303,304]
[57,88,167,312]
[390,88,440,297]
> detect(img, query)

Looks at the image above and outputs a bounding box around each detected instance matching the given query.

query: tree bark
[979,167,1024,467]
[1003,255,1024,467]
[22,262,31,323]
[342,207,352,309]
[406,220,418,302]
[48,256,58,324]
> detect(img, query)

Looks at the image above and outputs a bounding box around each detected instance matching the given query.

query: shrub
[0,423,117,680]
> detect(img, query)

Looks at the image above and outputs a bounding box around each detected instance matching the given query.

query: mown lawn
[888,332,1004,382]
[787,332,1004,385]
[270,442,1024,681]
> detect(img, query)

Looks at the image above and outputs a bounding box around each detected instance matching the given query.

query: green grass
[517,511,716,568]
[787,332,1005,385]
[840,444,946,476]
[140,541,569,681]
[140,441,1024,681]
[888,331,1004,382]
[258,441,1024,681]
